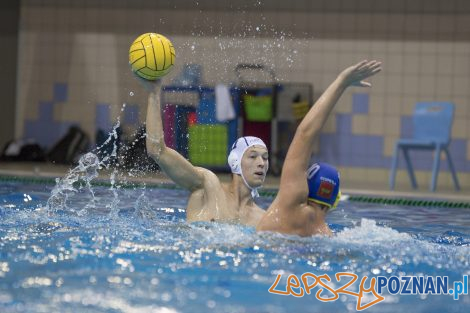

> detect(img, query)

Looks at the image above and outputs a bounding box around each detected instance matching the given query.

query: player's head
[306,162,341,211]
[228,136,268,197]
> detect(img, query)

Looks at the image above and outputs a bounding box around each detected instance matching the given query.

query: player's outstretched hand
[339,60,382,88]
[134,73,162,93]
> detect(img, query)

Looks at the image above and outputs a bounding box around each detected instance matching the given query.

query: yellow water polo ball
[129,33,175,80]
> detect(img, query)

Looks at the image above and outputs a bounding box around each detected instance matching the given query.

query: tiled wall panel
[15,0,470,188]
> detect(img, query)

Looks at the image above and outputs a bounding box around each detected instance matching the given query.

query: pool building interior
[1,0,470,203]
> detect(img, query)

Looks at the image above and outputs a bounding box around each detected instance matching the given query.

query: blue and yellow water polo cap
[306,162,341,210]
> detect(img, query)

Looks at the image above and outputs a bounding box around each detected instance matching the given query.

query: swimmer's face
[241,145,269,187]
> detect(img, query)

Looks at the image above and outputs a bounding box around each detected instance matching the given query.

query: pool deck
[1,161,469,202]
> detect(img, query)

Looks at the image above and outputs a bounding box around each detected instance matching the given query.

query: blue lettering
[377,276,387,294]
[412,276,424,294]
[464,275,468,294]
[436,276,448,294]
[401,276,412,294]
[424,277,436,294]
[453,281,463,300]
[388,276,400,294]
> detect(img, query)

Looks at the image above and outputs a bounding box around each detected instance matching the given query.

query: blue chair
[389,102,460,192]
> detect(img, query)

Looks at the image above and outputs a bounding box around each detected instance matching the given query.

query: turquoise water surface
[0,164,469,312]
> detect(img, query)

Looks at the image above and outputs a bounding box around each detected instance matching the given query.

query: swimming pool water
[0,179,469,313]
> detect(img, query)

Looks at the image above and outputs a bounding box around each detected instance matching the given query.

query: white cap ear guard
[227,136,268,197]
[227,150,241,174]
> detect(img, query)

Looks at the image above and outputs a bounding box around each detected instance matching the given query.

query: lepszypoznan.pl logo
[269,272,468,310]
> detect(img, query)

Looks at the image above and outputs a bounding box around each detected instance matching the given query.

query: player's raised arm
[143,79,205,191]
[277,60,382,206]
[129,33,205,192]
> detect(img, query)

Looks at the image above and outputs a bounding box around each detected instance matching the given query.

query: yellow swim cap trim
[332,190,342,210]
[308,198,332,209]
[308,190,341,212]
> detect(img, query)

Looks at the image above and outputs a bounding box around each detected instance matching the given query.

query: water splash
[134,191,157,222]
[175,10,307,85]
[46,152,101,215]
[96,118,121,166]
[106,169,120,219]
[46,117,132,217]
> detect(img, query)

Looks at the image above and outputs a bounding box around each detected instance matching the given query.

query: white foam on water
[53,290,180,313]
[334,218,414,246]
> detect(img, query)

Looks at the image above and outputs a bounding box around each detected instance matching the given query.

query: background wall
[0,1,19,152]
[11,0,470,190]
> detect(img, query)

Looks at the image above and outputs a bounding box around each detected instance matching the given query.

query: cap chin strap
[239,171,260,198]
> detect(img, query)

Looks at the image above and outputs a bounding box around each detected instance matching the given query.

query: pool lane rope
[1,174,470,209]
[345,195,470,209]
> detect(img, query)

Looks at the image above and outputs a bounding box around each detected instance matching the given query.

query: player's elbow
[146,140,165,162]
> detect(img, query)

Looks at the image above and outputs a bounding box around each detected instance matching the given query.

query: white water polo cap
[227,136,268,198]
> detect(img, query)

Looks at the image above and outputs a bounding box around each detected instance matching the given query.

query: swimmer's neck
[305,200,332,236]
[306,200,329,220]
[227,174,255,206]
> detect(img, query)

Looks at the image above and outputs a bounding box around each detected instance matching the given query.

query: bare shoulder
[275,175,309,212]
[196,167,224,188]
[186,167,223,201]
[267,190,307,214]
[257,200,312,235]
[187,167,229,200]
[255,204,267,221]
[186,168,226,221]
[186,167,231,222]
[240,203,266,227]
